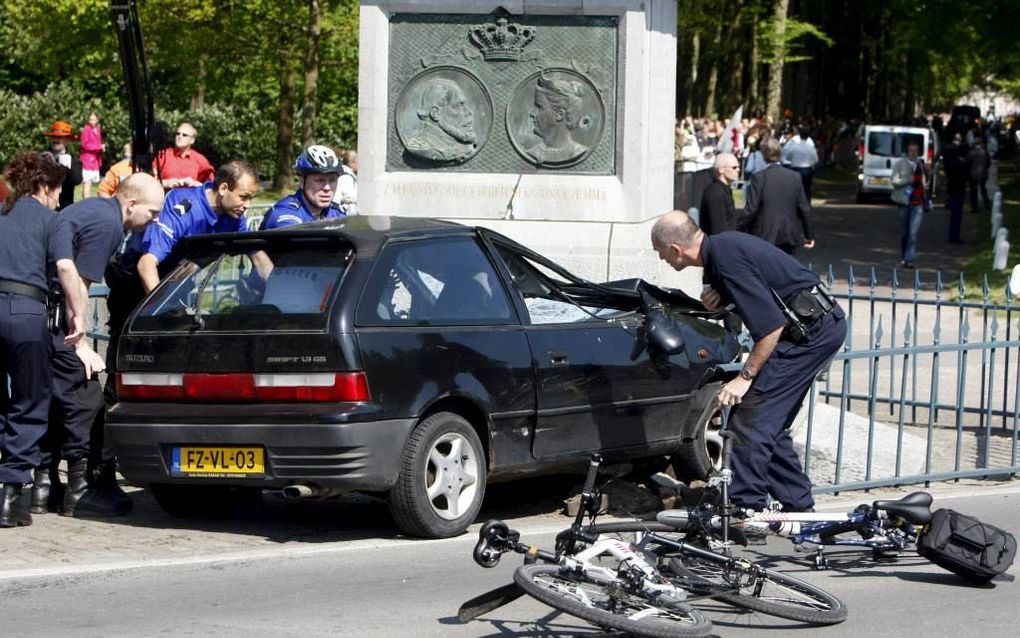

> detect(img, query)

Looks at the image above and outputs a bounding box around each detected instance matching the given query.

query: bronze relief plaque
[386,10,618,175]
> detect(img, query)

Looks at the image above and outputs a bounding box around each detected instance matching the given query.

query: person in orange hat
[43,120,83,210]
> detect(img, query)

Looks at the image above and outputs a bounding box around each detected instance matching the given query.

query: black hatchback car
[107,216,739,537]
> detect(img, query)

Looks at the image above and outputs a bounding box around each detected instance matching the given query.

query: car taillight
[927,145,934,165]
[858,142,864,159]
[116,372,370,403]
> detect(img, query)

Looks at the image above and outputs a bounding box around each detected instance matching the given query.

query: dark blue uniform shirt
[57,197,124,284]
[700,232,820,341]
[260,190,345,230]
[0,196,74,293]
[123,183,247,272]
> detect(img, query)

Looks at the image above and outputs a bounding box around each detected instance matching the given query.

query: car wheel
[388,412,486,538]
[150,484,261,518]
[671,390,725,482]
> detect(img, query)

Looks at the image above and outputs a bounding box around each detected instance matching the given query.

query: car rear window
[131,239,351,332]
[868,132,925,158]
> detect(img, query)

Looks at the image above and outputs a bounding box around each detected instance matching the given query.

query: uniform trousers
[38,326,105,469]
[0,293,53,484]
[727,307,847,511]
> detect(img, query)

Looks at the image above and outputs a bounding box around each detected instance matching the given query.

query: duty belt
[0,279,47,304]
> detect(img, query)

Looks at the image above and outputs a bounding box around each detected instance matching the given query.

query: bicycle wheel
[665,554,847,625]
[514,563,713,638]
[586,522,846,626]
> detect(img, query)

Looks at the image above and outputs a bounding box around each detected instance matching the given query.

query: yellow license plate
[868,177,890,186]
[171,447,265,476]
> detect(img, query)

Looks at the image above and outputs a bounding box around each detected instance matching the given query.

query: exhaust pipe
[282,484,319,499]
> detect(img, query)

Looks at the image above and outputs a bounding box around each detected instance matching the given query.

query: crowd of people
[0,114,359,528]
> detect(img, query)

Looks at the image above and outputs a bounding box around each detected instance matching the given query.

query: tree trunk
[765,0,789,122]
[274,63,297,191]
[300,0,322,148]
[749,17,759,113]
[190,53,208,111]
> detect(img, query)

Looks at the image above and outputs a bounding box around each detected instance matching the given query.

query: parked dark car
[107,216,739,537]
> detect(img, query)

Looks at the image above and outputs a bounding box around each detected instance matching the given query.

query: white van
[856,125,939,202]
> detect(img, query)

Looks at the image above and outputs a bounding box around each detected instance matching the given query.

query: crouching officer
[0,151,87,528]
[32,173,165,517]
[650,210,846,513]
[260,145,346,229]
[104,160,261,408]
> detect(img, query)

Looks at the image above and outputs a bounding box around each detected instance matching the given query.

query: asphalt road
[0,486,1015,638]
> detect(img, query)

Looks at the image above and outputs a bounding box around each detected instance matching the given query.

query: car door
[489,245,702,461]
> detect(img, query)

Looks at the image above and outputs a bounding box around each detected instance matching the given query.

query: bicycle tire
[666,554,847,625]
[586,521,847,625]
[513,563,713,638]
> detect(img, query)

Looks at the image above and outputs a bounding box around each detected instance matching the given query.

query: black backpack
[917,509,1016,584]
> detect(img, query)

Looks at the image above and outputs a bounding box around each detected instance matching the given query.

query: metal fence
[801,266,1018,494]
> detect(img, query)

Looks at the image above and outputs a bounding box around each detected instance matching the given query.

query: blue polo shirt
[700,232,819,341]
[57,197,125,284]
[260,190,345,230]
[0,196,74,294]
[134,183,247,269]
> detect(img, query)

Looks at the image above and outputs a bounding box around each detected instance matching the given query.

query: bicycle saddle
[656,509,692,530]
[872,492,933,525]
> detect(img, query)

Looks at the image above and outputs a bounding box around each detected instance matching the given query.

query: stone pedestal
[359,1,694,291]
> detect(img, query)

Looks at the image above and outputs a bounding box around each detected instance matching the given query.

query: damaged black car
[107,216,739,538]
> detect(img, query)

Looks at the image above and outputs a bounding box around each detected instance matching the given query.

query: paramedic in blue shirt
[261,145,346,230]
[136,160,260,293]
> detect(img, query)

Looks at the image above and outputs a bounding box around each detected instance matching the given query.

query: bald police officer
[33,173,164,517]
[651,210,845,513]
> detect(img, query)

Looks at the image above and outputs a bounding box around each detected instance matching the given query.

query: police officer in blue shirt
[31,173,164,518]
[260,145,346,230]
[104,160,263,407]
[0,151,87,528]
[651,210,846,513]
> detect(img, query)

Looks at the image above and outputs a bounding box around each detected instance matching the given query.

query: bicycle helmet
[295,145,342,175]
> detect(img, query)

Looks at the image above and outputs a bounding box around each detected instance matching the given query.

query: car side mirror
[645,304,685,355]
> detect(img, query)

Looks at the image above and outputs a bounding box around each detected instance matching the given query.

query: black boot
[69,460,132,517]
[61,458,90,516]
[1,483,33,527]
[30,465,65,514]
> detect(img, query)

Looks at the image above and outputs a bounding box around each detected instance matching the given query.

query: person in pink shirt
[79,112,105,198]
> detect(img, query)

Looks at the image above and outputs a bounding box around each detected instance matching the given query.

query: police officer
[260,145,346,230]
[650,210,846,513]
[32,173,164,517]
[104,160,262,405]
[0,151,87,528]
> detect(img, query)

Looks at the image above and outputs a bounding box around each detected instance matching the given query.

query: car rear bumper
[108,418,416,491]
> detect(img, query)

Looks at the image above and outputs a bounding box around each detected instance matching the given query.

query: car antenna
[503,174,524,220]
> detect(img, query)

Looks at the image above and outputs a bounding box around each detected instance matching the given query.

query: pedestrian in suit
[742,138,815,255]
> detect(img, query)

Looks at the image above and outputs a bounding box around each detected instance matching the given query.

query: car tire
[150,484,261,518]
[388,411,486,538]
[671,386,724,482]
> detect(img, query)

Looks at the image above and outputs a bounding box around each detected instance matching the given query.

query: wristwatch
[739,368,755,381]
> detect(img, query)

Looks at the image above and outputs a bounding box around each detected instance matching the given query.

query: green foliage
[757,16,834,65]
[0,0,360,181]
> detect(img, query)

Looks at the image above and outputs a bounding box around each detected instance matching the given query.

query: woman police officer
[0,151,87,528]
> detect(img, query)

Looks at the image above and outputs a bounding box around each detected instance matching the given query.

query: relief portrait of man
[524,74,590,166]
[406,79,478,163]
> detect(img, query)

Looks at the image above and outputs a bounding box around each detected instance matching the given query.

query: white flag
[716,106,744,154]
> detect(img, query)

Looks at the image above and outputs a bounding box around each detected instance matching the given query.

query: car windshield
[868,131,925,158]
[131,238,351,332]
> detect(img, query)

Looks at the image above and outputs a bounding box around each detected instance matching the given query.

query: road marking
[1,484,1016,582]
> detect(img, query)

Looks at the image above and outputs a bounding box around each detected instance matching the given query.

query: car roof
[185,215,477,256]
[863,125,931,134]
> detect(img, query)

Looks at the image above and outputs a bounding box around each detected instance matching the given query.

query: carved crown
[469,16,535,62]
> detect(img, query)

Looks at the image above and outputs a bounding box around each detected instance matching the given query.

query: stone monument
[360,1,696,290]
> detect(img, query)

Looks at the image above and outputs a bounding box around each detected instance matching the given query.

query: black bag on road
[917,509,1016,584]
